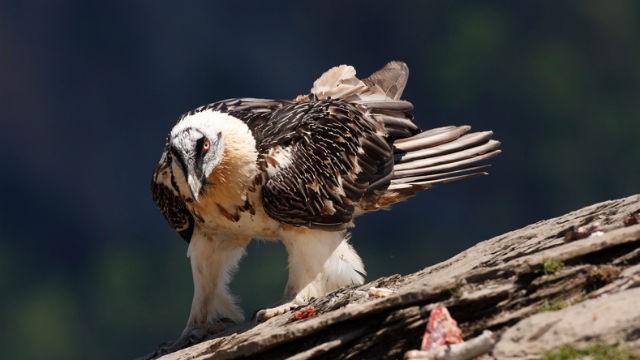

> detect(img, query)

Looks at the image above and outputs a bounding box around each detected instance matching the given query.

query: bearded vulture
[151,61,500,344]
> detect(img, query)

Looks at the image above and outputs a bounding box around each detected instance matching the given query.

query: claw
[253,301,300,322]
[142,320,230,358]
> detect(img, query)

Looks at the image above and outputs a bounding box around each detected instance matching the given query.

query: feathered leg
[256,229,365,321]
[171,230,250,349]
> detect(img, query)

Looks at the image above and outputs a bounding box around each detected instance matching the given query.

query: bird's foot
[253,301,301,322]
[142,319,233,359]
[178,321,227,345]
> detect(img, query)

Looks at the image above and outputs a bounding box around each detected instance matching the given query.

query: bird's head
[168,117,224,201]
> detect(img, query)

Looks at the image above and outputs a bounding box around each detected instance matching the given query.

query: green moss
[541,298,569,312]
[535,258,565,275]
[449,288,462,298]
[541,343,639,360]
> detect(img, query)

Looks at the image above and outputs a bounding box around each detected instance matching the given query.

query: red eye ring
[203,139,210,151]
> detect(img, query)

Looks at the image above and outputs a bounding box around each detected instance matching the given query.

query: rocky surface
[145,194,640,360]
[494,286,640,359]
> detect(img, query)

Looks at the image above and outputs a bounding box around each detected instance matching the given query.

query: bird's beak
[186,170,202,202]
[170,145,203,202]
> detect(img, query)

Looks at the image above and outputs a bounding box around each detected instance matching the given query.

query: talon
[155,320,230,355]
[253,308,267,323]
[218,317,238,327]
[253,301,300,322]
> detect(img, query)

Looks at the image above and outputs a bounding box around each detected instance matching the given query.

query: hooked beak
[187,171,202,202]
[170,145,203,202]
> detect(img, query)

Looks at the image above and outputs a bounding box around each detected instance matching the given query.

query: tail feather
[394,139,501,173]
[360,125,500,211]
[392,125,499,183]
[398,171,489,189]
[394,125,469,151]
[389,164,492,186]
[395,131,494,162]
[393,149,500,177]
[309,61,501,212]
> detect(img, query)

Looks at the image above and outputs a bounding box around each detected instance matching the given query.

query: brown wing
[179,97,293,125]
[208,63,417,230]
[252,100,393,230]
[151,152,195,242]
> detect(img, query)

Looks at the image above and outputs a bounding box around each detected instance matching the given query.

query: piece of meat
[421,304,463,351]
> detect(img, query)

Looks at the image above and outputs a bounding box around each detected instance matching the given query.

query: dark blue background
[1,1,638,359]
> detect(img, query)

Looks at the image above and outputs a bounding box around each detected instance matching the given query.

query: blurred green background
[0,1,638,359]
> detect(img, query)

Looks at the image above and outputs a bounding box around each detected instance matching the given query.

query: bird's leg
[256,230,365,321]
[170,231,250,351]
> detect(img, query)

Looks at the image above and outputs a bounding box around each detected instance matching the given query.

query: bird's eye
[202,139,210,152]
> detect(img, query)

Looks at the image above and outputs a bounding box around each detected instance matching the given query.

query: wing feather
[151,156,195,242]
[253,100,391,230]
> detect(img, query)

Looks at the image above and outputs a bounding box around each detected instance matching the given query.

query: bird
[151,61,500,346]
